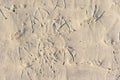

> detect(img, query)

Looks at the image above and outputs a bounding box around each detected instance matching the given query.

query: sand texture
[0,0,120,80]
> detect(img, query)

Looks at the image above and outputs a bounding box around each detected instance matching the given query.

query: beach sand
[0,0,120,80]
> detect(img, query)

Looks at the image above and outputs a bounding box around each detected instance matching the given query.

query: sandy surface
[0,0,120,80]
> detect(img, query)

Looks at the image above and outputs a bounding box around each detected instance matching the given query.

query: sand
[0,0,120,80]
